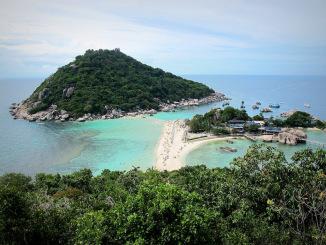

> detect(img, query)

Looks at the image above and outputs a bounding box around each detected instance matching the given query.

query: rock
[38,88,50,100]
[46,113,53,120]
[278,128,307,145]
[62,86,75,98]
[77,118,85,122]
[61,114,70,120]
[31,101,42,109]
[147,109,157,114]
[281,110,297,118]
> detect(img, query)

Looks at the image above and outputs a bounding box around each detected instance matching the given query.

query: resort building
[259,126,282,134]
[228,119,245,133]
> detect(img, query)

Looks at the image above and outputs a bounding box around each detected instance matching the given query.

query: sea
[0,75,325,175]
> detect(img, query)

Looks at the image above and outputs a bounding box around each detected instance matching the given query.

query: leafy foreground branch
[0,145,325,244]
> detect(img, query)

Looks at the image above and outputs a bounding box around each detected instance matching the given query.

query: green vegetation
[315,120,326,129]
[0,145,325,244]
[188,107,249,133]
[267,111,326,129]
[244,124,260,133]
[285,111,313,128]
[29,49,214,116]
[252,114,264,121]
[212,127,230,135]
[189,108,326,134]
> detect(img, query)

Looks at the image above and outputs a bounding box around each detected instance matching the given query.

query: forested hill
[27,49,214,115]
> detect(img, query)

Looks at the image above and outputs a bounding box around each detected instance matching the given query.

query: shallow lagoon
[186,130,326,168]
[0,75,325,175]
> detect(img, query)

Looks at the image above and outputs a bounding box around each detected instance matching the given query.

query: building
[259,126,282,134]
[228,119,245,133]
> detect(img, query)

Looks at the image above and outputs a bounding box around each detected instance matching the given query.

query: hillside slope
[23,49,215,117]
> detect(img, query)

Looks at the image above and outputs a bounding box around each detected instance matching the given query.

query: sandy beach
[155,120,235,171]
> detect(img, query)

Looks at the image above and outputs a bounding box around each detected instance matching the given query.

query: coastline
[154,120,236,171]
[9,92,226,122]
[154,123,326,171]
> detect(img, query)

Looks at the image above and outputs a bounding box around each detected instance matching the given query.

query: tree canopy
[188,107,250,133]
[0,145,325,244]
[29,49,214,116]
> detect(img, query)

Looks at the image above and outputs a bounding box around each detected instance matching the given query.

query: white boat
[304,103,310,108]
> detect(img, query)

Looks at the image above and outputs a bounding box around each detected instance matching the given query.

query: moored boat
[269,103,280,108]
[261,107,272,113]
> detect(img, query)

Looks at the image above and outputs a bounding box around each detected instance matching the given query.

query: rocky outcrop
[10,92,227,123]
[62,86,75,98]
[278,128,307,145]
[38,88,50,100]
[10,102,71,122]
[159,92,226,112]
[281,110,297,118]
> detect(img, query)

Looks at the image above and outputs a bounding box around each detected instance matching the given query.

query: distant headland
[9,49,226,122]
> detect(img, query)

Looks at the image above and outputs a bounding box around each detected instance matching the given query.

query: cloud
[0,0,325,77]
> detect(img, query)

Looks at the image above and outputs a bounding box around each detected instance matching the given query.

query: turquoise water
[0,75,325,175]
[64,119,163,175]
[186,130,326,168]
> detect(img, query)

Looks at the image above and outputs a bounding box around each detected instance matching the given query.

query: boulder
[46,113,53,120]
[278,128,307,145]
[77,118,85,122]
[147,109,157,115]
[38,88,50,100]
[31,101,42,109]
[62,86,75,98]
[61,114,70,120]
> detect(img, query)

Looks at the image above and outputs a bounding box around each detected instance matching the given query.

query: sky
[0,0,326,78]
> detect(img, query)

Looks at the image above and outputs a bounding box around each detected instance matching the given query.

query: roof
[229,124,244,129]
[228,119,246,124]
[259,127,282,133]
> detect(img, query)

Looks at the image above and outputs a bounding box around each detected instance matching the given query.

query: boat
[261,107,272,113]
[252,104,259,110]
[256,101,261,105]
[304,103,310,108]
[219,146,237,152]
[269,104,280,108]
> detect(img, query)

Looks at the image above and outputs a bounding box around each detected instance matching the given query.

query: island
[155,107,326,171]
[9,49,226,122]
